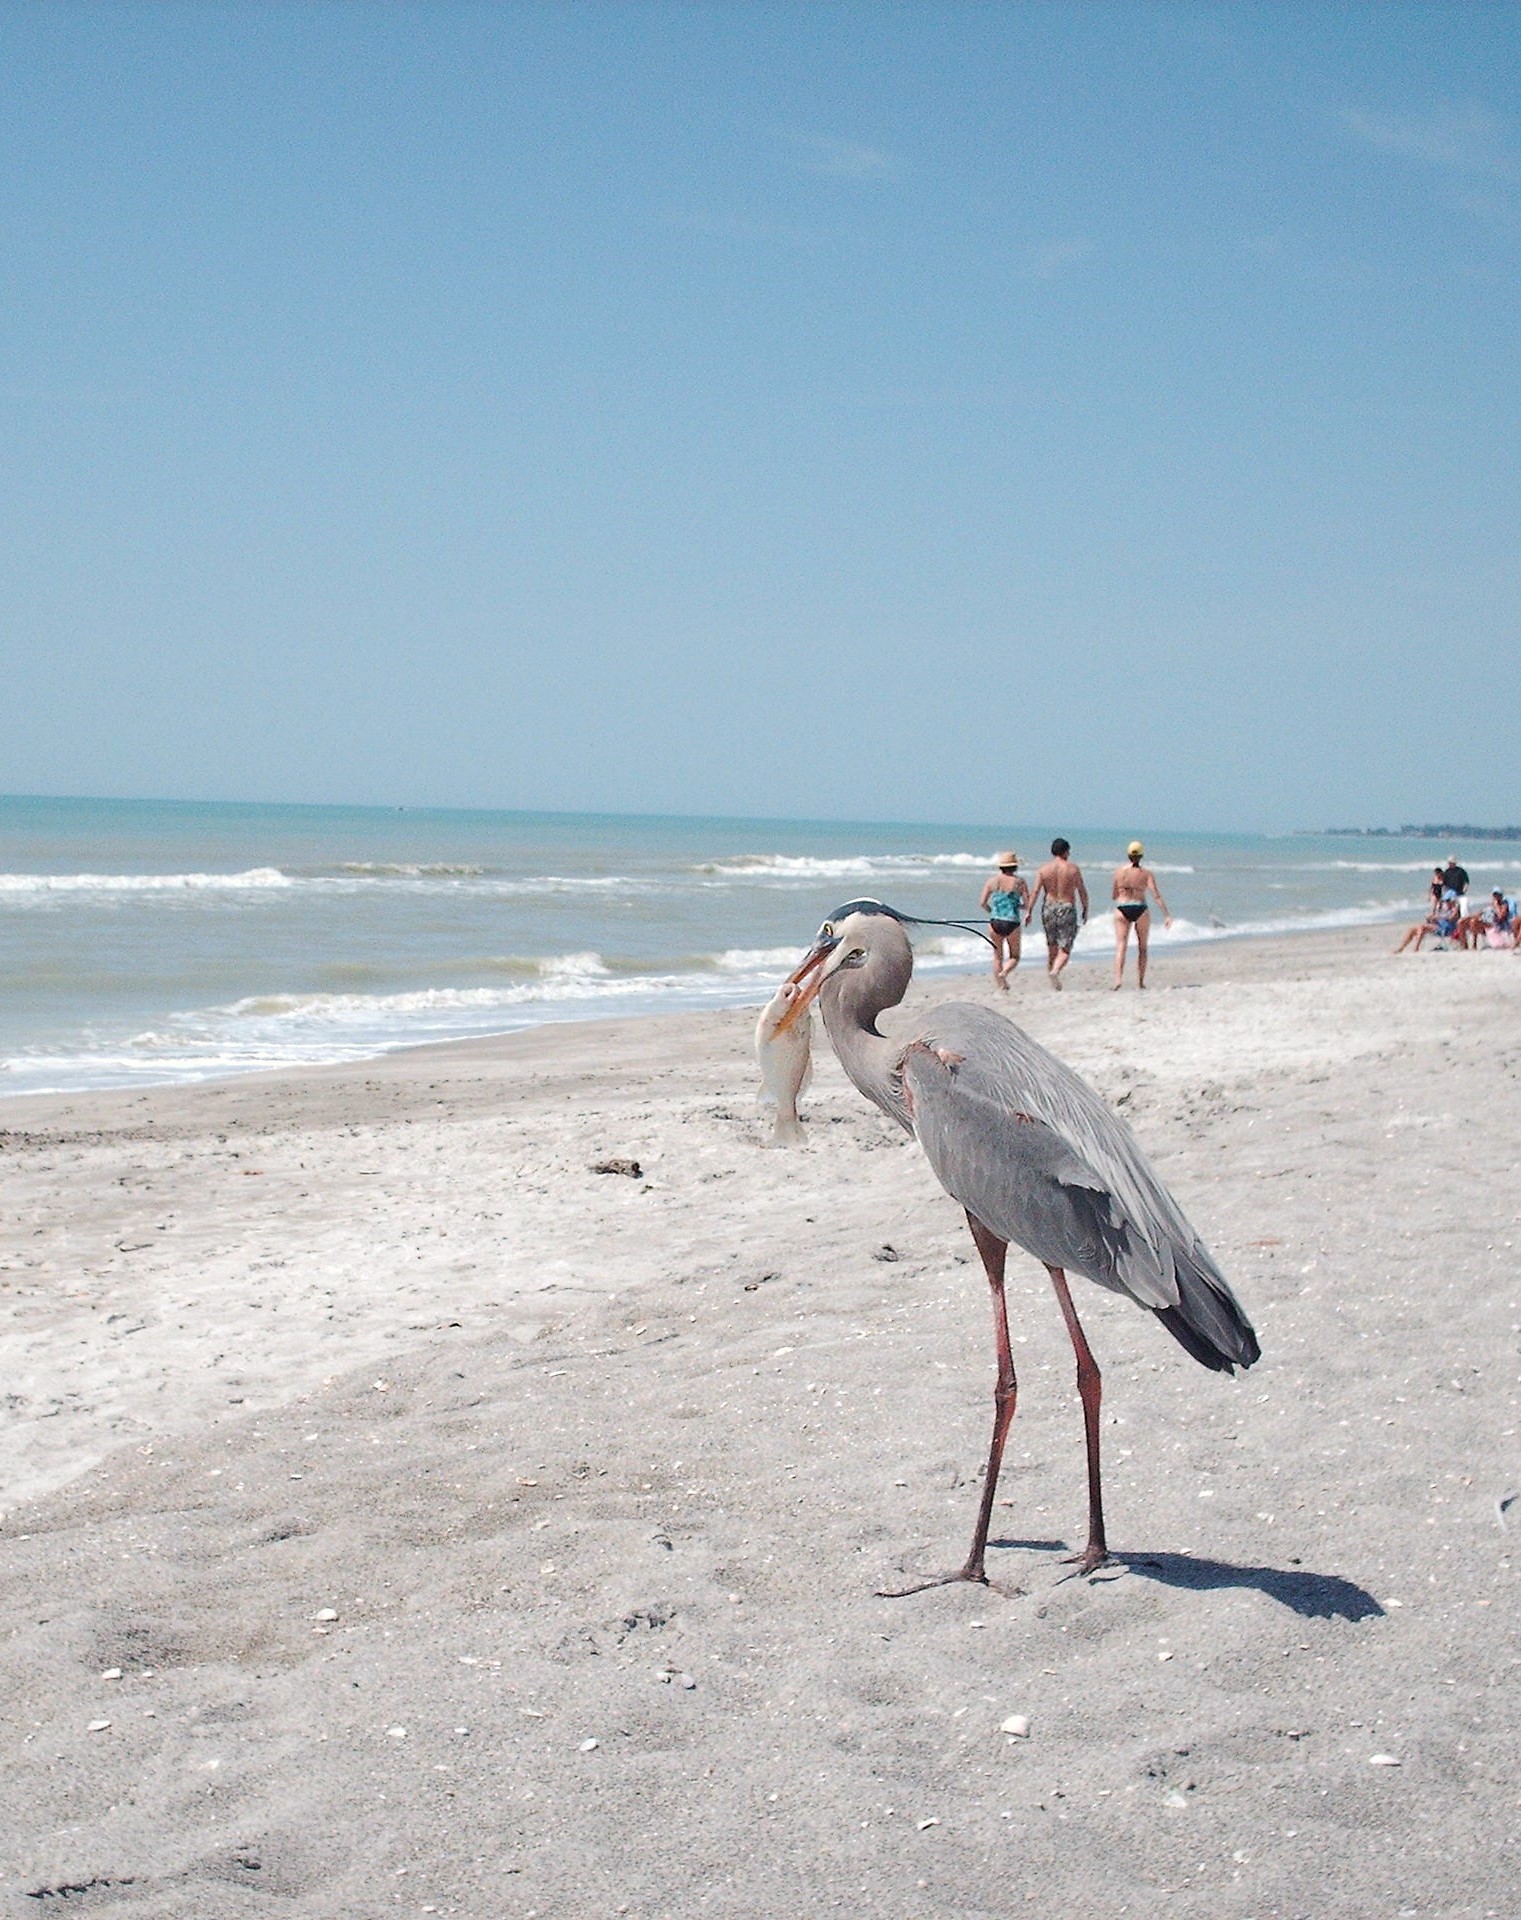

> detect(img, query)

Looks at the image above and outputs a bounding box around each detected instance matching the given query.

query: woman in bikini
[1111,841,1171,989]
[978,852,1030,991]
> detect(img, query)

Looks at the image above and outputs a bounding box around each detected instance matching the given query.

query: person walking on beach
[1027,838,1089,989]
[1111,841,1171,989]
[978,852,1030,991]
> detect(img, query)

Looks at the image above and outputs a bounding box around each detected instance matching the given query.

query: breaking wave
[0,895,1422,1098]
[0,865,650,906]
[337,861,487,877]
[696,851,1201,881]
[0,867,291,896]
[0,944,817,1094]
[1309,858,1521,875]
[696,851,991,879]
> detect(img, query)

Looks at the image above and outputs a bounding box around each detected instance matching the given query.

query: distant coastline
[1315,824,1521,842]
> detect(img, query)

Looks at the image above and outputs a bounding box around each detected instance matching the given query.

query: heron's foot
[1058,1543,1109,1577]
[875,1566,1024,1600]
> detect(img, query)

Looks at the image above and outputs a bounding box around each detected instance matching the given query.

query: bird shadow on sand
[984,1539,1382,1619]
[1100,1550,1384,1621]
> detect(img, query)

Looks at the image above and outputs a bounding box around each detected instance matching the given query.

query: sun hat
[1127,840,1144,857]
[994,850,1019,867]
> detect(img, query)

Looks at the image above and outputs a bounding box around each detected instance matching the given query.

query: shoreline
[0,917,1429,1125]
[0,906,1431,1107]
[2,920,1517,1914]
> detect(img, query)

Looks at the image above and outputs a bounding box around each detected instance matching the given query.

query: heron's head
[773,903,913,1031]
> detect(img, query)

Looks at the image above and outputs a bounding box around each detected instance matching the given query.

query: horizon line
[0,789,1306,841]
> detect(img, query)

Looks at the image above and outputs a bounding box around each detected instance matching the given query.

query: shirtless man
[1111,841,1171,989]
[1026,837,1089,989]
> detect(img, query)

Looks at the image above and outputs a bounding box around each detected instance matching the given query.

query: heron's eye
[817,922,834,940]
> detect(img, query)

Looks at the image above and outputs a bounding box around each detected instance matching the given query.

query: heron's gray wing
[902,1033,1175,1306]
[903,1005,1260,1371]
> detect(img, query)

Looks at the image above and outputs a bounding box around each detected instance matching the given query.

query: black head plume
[814,898,995,950]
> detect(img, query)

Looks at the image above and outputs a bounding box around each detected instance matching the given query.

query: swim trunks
[1117,901,1147,924]
[1042,900,1078,952]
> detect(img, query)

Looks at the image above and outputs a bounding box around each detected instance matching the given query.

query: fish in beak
[772,926,840,1033]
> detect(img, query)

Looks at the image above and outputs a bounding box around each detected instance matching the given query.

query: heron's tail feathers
[1155,1243,1260,1374]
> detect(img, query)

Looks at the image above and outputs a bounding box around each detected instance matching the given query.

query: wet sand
[2,926,1517,1917]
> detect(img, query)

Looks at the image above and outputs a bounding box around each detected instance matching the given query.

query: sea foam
[1,799,1459,1098]
[0,867,291,896]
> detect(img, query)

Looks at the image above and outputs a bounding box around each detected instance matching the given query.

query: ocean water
[0,795,1499,1098]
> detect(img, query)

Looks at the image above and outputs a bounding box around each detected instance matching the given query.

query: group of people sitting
[1394,857,1519,953]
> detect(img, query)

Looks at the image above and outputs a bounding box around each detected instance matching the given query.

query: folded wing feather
[903,1003,1219,1312]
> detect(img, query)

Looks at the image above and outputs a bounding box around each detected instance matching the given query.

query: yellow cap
[1127,841,1144,857]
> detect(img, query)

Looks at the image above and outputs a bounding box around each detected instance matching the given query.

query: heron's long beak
[773,937,836,1033]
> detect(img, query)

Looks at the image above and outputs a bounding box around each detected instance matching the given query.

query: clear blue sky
[3,2,1515,830]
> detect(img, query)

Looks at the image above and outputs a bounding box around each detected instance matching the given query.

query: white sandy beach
[2,926,1518,1917]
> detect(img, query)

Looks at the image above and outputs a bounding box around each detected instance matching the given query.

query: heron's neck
[820,959,913,1130]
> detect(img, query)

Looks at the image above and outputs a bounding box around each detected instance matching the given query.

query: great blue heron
[781,901,1259,1592]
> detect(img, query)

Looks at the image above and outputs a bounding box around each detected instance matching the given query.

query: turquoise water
[1,794,1498,1097]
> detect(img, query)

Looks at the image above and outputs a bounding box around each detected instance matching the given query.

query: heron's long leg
[1047,1266,1107,1573]
[960,1213,1018,1584]
[876,1212,1021,1598]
